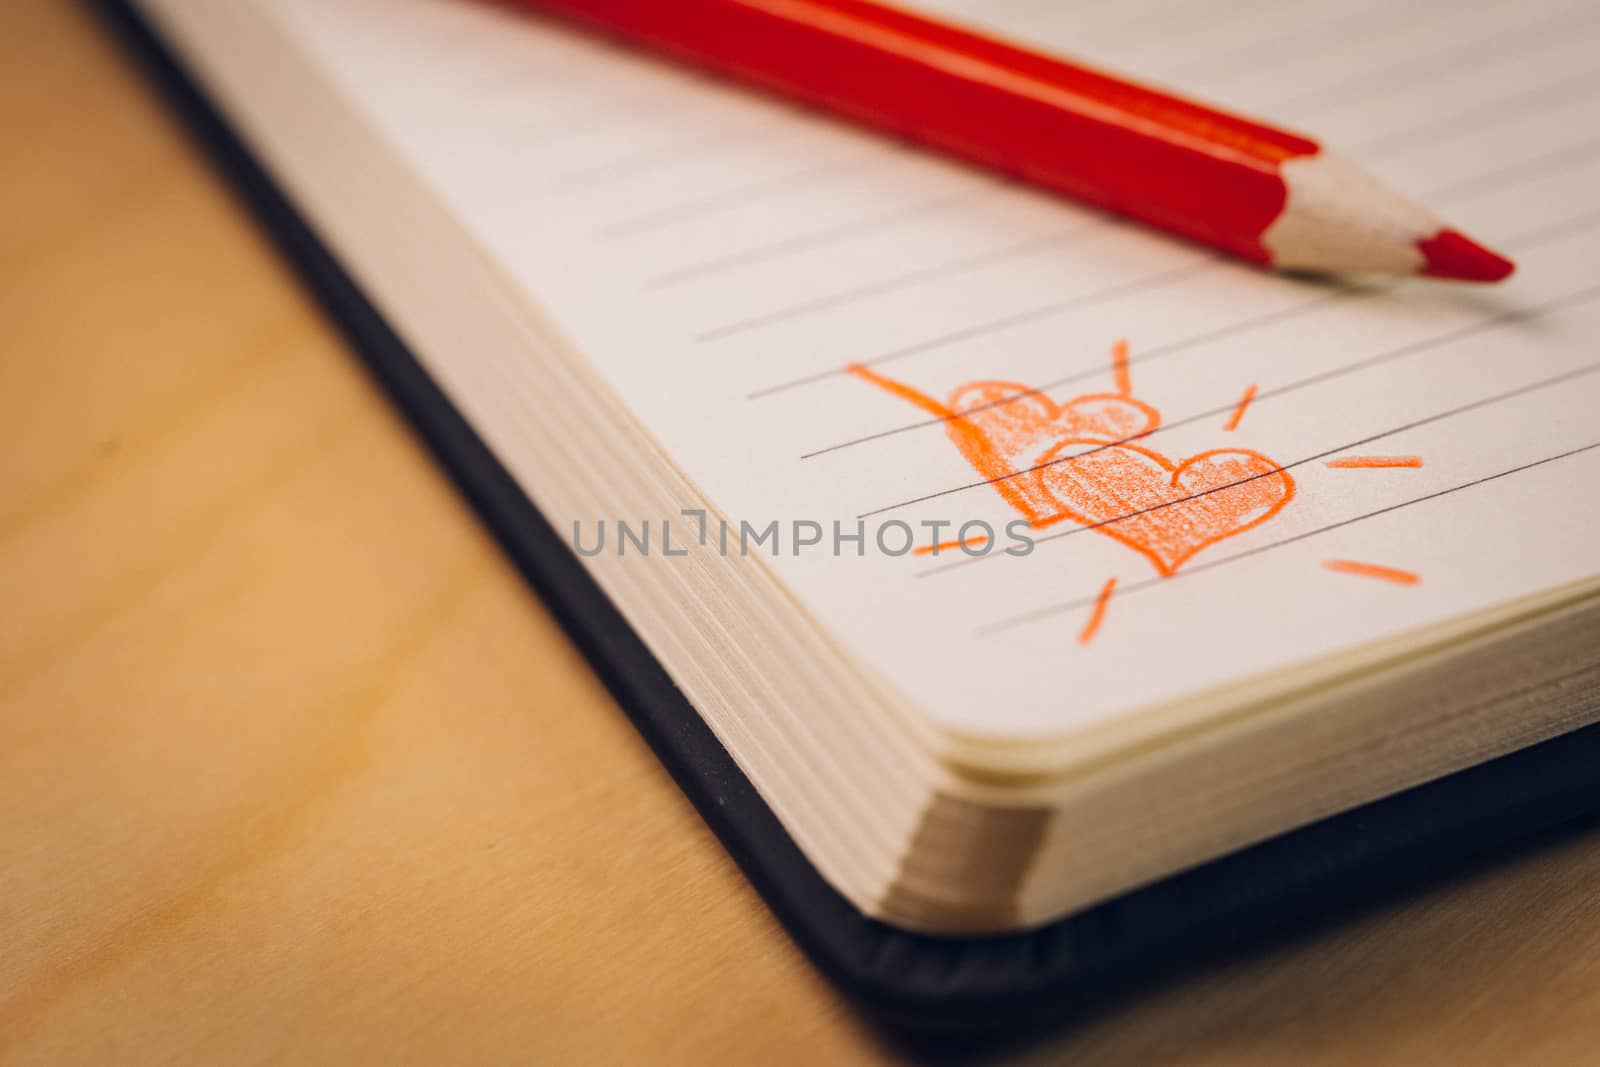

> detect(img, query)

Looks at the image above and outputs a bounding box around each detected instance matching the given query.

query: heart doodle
[846,365,1165,529]
[946,381,1160,461]
[1033,439,1295,576]
[848,347,1297,577]
[948,383,1162,526]
[843,344,1416,643]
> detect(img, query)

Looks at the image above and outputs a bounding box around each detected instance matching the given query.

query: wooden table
[4,2,1599,1062]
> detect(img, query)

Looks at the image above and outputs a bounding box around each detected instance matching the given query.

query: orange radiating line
[1078,577,1118,644]
[1223,383,1256,431]
[1112,338,1132,397]
[844,362,955,421]
[912,534,989,556]
[1323,559,1421,585]
[1323,455,1424,468]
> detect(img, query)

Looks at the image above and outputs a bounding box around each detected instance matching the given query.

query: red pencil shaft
[510,0,1320,263]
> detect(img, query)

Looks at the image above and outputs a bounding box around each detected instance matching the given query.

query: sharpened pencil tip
[1417,229,1515,283]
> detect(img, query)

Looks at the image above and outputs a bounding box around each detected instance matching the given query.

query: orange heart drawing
[845,353,1298,579]
[948,381,1160,464]
[1033,440,1296,576]
[943,382,1162,528]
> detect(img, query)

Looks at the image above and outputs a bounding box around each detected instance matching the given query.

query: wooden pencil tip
[1417,229,1515,283]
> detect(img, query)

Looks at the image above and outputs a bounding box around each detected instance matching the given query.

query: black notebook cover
[97,0,1600,1029]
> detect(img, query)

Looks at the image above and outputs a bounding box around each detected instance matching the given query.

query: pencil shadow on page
[868,811,1600,1065]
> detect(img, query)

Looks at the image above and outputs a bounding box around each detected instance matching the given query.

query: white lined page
[262,0,1600,743]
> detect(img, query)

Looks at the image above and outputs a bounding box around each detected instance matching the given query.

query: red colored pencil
[506,0,1513,282]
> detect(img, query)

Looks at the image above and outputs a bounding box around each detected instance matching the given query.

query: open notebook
[124,0,1600,1002]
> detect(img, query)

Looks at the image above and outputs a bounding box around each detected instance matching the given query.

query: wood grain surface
[3,2,1599,1063]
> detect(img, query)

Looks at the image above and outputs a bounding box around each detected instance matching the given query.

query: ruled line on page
[1001,0,1254,44]
[549,122,792,191]
[1158,0,1488,84]
[644,189,979,288]
[509,89,699,150]
[1116,0,1523,86]
[798,285,1359,458]
[1422,137,1600,204]
[483,28,731,131]
[919,361,1600,579]
[975,441,1600,635]
[744,259,1214,399]
[549,84,928,193]
[744,124,1581,404]
[595,155,884,238]
[854,283,1600,520]
[422,14,617,88]
[1349,69,1600,159]
[459,58,596,97]
[1496,206,1600,254]
[1021,0,1287,51]
[1272,1,1600,118]
[693,219,1109,342]
[796,190,1600,458]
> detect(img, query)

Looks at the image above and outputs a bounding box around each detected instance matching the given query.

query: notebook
[113,0,1600,1020]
